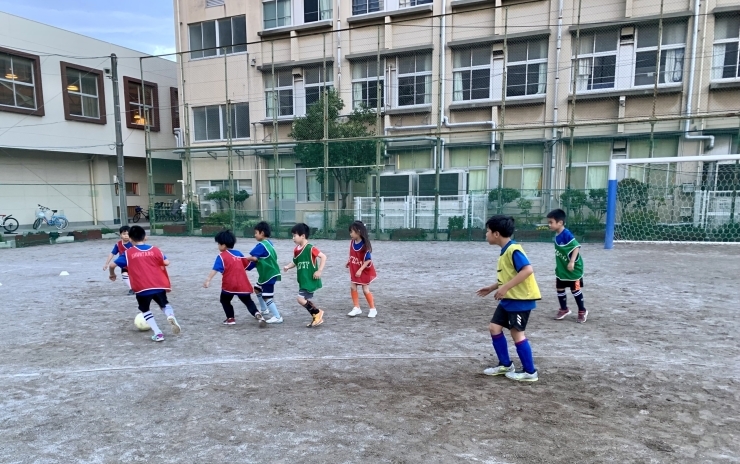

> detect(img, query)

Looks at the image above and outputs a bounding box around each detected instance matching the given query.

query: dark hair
[119,225,130,234]
[485,215,515,238]
[546,209,567,223]
[349,220,372,253]
[254,221,272,237]
[215,230,236,248]
[128,225,146,241]
[290,223,310,238]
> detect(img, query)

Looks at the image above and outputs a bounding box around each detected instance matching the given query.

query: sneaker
[307,309,324,328]
[128,289,135,295]
[554,309,571,320]
[505,370,538,382]
[483,364,515,376]
[223,318,236,325]
[167,315,182,334]
[255,313,267,328]
[265,316,283,324]
[151,333,164,342]
[577,310,588,323]
[367,308,377,318]
[347,307,362,317]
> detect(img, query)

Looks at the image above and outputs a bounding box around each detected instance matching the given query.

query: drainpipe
[684,0,714,149]
[88,156,98,225]
[550,0,564,210]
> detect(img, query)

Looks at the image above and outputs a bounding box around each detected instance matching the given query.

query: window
[264,0,291,29]
[574,31,618,91]
[197,179,253,195]
[400,0,431,6]
[712,15,740,80]
[296,166,335,201]
[395,148,432,170]
[305,0,332,22]
[265,71,294,117]
[449,147,489,192]
[126,182,139,195]
[625,138,678,194]
[352,59,384,109]
[397,53,432,107]
[304,65,334,108]
[352,0,382,16]
[124,77,160,131]
[60,62,106,124]
[0,47,43,115]
[634,23,686,86]
[170,87,180,132]
[569,142,611,190]
[155,183,176,195]
[453,47,490,101]
[189,16,246,59]
[193,103,250,141]
[507,39,547,97]
[502,144,543,197]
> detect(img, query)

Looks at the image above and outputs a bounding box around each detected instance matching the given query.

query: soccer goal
[605,154,740,248]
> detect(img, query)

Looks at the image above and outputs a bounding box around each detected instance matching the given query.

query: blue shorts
[254,283,275,297]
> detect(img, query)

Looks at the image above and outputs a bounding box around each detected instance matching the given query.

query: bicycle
[0,214,19,233]
[33,205,69,230]
[133,206,149,223]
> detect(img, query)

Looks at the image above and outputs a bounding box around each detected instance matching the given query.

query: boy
[476,215,541,382]
[282,223,326,328]
[546,209,587,323]
[108,225,182,342]
[103,225,134,295]
[203,230,266,327]
[246,222,283,324]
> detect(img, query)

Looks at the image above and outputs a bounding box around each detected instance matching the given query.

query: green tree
[290,89,377,210]
[205,189,250,210]
[487,188,521,206]
[560,189,588,221]
[586,188,607,221]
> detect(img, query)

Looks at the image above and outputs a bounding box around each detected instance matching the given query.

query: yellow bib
[497,243,542,300]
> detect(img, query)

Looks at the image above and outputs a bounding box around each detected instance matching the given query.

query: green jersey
[293,243,322,293]
[554,228,584,281]
[253,239,282,284]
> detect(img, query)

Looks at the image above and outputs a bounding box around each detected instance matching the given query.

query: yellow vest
[497,243,542,300]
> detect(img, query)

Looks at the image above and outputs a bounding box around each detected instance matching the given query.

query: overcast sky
[0,0,176,56]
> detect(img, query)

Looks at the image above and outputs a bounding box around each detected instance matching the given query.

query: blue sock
[515,339,536,374]
[572,290,586,312]
[257,296,268,313]
[265,299,281,319]
[491,333,511,367]
[557,290,568,310]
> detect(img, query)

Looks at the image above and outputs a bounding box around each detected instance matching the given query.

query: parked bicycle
[132,206,149,223]
[33,205,69,230]
[1,214,19,233]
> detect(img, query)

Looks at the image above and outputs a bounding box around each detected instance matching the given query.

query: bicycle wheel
[32,218,42,230]
[55,217,69,230]
[133,213,141,223]
[3,217,19,233]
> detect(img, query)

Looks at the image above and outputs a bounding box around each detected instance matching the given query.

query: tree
[205,189,250,210]
[289,89,377,210]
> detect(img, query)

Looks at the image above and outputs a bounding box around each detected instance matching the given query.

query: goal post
[605,154,740,249]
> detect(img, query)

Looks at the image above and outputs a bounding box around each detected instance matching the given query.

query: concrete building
[172,0,740,228]
[0,11,181,228]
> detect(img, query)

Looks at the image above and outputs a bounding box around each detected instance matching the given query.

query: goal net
[605,154,740,247]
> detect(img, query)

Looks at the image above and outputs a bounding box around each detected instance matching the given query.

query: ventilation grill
[206,0,225,7]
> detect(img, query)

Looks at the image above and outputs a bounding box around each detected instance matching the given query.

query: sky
[0,0,176,56]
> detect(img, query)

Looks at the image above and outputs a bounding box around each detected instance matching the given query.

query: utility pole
[111,54,128,225]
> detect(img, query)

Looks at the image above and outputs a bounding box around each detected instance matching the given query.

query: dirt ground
[0,236,738,463]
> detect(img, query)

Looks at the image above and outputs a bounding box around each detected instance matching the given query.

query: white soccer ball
[134,313,151,331]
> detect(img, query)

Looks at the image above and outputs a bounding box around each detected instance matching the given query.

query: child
[108,225,182,342]
[346,220,377,318]
[476,215,541,382]
[282,223,326,328]
[546,209,587,323]
[203,230,266,327]
[246,221,283,324]
[103,225,134,295]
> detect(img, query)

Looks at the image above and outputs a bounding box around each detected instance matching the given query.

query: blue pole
[605,178,618,249]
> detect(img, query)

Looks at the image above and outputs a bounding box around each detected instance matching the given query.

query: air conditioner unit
[680,206,693,218]
[417,170,467,196]
[370,172,418,197]
[199,200,219,217]
[198,186,219,201]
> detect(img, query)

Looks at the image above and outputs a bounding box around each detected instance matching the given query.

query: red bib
[125,246,171,293]
[220,250,254,294]
[348,240,376,285]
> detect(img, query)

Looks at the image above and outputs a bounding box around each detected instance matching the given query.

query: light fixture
[4,73,17,80]
[67,84,79,91]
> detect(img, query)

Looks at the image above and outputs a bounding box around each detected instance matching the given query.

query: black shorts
[254,283,275,298]
[490,305,531,331]
[556,278,583,291]
[136,291,169,313]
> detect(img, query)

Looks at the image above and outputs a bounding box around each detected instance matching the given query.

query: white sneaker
[483,364,515,376]
[367,308,377,318]
[265,316,283,324]
[347,307,362,317]
[167,316,181,334]
[505,370,539,382]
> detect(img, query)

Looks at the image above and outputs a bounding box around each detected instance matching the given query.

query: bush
[390,228,427,241]
[100,228,116,234]
[488,188,520,205]
[447,216,464,231]
[335,214,354,232]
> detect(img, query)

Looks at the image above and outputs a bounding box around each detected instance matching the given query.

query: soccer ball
[134,313,151,331]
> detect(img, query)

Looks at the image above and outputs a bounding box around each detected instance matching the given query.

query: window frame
[396,53,432,108]
[568,141,612,190]
[572,31,619,92]
[304,65,334,109]
[711,15,740,81]
[453,46,491,102]
[265,70,294,118]
[0,46,45,116]
[501,144,544,198]
[506,39,548,98]
[633,22,686,88]
[192,102,250,142]
[170,87,180,133]
[126,182,140,196]
[59,62,106,125]
[154,183,176,196]
[399,0,432,7]
[352,0,383,16]
[123,76,160,132]
[263,0,292,30]
[189,15,247,60]
[304,0,332,23]
[352,59,385,110]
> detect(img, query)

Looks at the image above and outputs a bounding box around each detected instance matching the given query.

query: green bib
[554,234,584,281]
[255,240,282,284]
[293,244,322,293]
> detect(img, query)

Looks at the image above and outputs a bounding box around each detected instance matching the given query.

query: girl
[346,220,378,318]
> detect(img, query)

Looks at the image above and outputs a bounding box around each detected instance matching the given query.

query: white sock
[143,311,162,335]
[122,272,131,290]
[162,304,174,318]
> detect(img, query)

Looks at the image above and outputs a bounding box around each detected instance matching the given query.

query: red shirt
[218,250,254,294]
[348,240,376,285]
[125,246,171,293]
